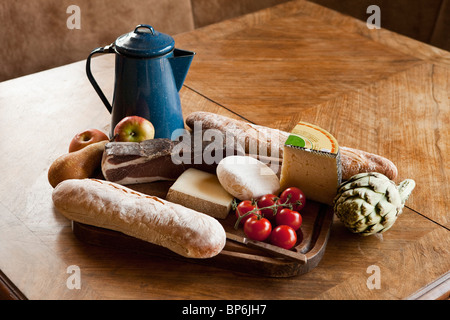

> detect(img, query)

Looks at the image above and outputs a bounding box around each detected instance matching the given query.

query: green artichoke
[334,172,415,236]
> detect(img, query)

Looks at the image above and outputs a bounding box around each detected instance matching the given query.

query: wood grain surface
[0,0,448,300]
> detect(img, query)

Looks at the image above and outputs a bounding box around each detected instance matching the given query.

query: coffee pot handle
[86,45,115,113]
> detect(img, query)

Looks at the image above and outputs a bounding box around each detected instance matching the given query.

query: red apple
[68,129,109,152]
[113,116,155,142]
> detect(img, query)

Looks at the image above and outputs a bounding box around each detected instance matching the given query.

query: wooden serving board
[72,182,334,278]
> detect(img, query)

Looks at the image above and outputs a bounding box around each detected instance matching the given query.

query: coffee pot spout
[169,49,195,91]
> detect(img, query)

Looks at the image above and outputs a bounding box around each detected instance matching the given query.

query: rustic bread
[52,178,226,258]
[185,112,398,181]
[186,111,288,159]
[339,146,398,182]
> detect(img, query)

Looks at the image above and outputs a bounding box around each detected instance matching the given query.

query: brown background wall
[0,0,448,82]
[309,0,450,52]
[0,0,196,82]
[190,0,289,28]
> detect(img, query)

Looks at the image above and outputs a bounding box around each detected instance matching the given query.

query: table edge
[405,271,450,300]
[0,269,27,300]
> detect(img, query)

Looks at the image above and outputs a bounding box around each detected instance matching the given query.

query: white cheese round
[216,156,280,201]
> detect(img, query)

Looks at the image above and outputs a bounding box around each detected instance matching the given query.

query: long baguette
[339,146,398,182]
[52,178,226,258]
[186,111,398,181]
[186,111,289,159]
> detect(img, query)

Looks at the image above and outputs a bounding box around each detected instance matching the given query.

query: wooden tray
[72,182,334,277]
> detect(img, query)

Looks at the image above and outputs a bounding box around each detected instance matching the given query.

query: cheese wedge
[166,168,234,219]
[280,122,342,205]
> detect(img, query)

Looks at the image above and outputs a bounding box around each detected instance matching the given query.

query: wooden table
[0,0,448,300]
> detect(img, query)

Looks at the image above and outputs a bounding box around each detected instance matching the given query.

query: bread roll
[216,156,281,200]
[52,179,226,258]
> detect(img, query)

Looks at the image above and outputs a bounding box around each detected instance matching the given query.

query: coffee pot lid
[114,24,175,57]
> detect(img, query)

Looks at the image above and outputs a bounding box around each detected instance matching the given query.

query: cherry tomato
[236,200,259,225]
[270,225,297,250]
[275,208,302,231]
[244,216,272,241]
[278,187,306,212]
[256,194,278,221]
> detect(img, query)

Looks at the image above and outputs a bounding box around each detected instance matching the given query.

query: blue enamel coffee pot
[86,24,195,139]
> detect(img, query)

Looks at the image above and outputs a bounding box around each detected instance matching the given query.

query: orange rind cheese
[280,122,342,205]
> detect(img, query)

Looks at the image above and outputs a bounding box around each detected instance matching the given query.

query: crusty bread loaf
[52,178,226,258]
[186,111,288,159]
[339,146,398,182]
[186,112,398,181]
